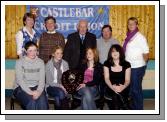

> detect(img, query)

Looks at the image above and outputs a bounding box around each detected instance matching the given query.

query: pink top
[83,68,94,83]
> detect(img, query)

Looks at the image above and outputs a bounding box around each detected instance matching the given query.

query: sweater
[39,32,65,63]
[14,57,45,94]
[97,37,119,64]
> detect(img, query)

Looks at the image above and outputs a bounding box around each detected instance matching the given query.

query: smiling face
[111,48,120,60]
[78,20,88,35]
[52,48,63,61]
[24,17,34,28]
[26,46,37,59]
[86,49,94,62]
[128,20,138,32]
[45,19,56,32]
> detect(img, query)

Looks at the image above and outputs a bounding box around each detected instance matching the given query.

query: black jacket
[80,62,103,87]
[63,32,96,69]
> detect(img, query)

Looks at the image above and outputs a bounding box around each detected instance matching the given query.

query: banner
[27,5,109,38]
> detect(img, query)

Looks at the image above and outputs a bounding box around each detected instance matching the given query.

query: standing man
[63,20,97,69]
[97,25,119,64]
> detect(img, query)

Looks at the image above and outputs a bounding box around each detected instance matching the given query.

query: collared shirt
[79,34,85,41]
[47,30,56,34]
[15,27,38,56]
[125,32,149,68]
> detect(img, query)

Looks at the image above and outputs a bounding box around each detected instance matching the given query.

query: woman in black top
[76,48,103,110]
[104,44,131,110]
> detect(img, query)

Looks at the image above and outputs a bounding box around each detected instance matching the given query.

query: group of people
[13,12,149,110]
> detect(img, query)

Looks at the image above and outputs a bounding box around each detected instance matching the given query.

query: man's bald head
[77,19,88,35]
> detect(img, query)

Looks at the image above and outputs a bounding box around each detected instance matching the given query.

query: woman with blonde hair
[123,17,149,110]
[45,46,69,109]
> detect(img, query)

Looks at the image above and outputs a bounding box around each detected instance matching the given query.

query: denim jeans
[78,86,98,110]
[47,86,66,109]
[14,86,49,110]
[130,65,146,110]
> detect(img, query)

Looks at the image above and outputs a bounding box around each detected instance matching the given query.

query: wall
[5,59,155,98]
[5,5,26,58]
[5,5,155,59]
[109,5,155,59]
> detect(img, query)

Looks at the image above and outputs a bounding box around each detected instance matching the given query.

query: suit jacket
[63,32,97,69]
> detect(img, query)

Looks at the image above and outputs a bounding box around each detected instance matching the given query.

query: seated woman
[45,46,69,109]
[103,44,131,110]
[14,41,48,110]
[76,48,103,110]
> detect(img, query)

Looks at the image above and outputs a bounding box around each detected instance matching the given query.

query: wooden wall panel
[5,5,155,59]
[5,5,26,58]
[109,5,155,59]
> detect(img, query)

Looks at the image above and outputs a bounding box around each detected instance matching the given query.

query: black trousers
[105,86,130,110]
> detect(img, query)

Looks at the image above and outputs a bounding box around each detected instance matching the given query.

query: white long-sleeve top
[15,27,37,56]
[125,32,149,68]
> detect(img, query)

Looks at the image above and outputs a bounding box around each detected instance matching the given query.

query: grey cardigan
[45,59,69,88]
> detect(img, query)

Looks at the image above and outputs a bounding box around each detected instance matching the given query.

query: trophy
[62,70,83,94]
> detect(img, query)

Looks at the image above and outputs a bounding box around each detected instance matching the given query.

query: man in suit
[63,20,97,69]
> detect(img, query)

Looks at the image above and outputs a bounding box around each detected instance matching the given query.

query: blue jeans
[78,86,98,110]
[14,86,49,110]
[130,66,146,110]
[47,86,66,109]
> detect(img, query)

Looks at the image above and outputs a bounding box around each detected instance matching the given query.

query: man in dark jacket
[63,20,97,69]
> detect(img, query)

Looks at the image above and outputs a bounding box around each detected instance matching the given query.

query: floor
[5,97,155,110]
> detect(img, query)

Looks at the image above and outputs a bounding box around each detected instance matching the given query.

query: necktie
[81,35,84,44]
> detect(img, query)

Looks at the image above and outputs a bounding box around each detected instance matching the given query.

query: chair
[71,92,103,110]
[10,91,71,110]
[47,94,72,110]
[104,93,131,110]
[47,96,57,109]
[10,93,25,110]
[10,94,18,110]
